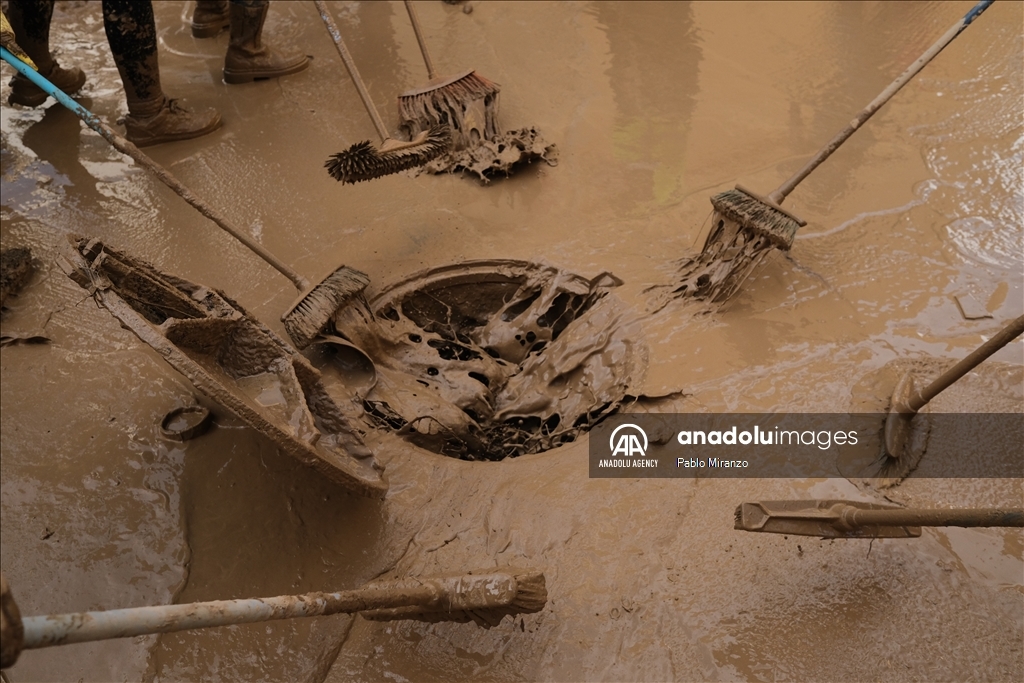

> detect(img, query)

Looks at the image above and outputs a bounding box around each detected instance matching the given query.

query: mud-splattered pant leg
[100,0,163,108]
[6,0,57,71]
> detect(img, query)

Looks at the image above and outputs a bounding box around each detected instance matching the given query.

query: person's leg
[6,0,86,107]
[223,0,308,84]
[191,0,230,39]
[101,0,221,146]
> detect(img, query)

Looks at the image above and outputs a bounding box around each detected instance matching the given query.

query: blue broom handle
[769,0,995,204]
[1,45,113,142]
[0,45,309,290]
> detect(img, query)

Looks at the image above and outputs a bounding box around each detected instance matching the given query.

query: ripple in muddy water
[327,261,648,460]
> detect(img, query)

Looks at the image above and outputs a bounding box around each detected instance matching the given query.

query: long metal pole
[837,506,1024,530]
[769,0,995,204]
[905,314,1024,412]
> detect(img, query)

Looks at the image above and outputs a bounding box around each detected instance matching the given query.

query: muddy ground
[1,1,1022,681]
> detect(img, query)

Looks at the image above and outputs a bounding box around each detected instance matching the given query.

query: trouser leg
[223,0,308,84]
[101,0,222,146]
[6,0,87,106]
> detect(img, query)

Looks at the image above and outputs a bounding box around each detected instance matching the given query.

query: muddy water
[1,1,1021,681]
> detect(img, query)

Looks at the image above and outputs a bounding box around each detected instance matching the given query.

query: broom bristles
[709,188,801,249]
[281,265,370,349]
[325,124,450,184]
[360,569,546,629]
[672,187,804,304]
[398,71,501,146]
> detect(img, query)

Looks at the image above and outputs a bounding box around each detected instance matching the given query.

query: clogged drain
[326,261,647,460]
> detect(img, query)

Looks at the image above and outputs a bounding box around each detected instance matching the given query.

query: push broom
[877,313,1024,486]
[315,0,450,184]
[0,569,546,669]
[676,0,994,303]
[398,0,500,150]
[0,41,365,350]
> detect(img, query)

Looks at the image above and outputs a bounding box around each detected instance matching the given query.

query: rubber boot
[223,1,309,84]
[6,0,86,107]
[191,0,230,38]
[102,0,221,147]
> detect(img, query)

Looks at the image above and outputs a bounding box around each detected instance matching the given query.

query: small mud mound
[0,247,35,308]
[330,261,647,460]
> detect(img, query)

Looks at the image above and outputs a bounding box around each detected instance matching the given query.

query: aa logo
[609,423,648,457]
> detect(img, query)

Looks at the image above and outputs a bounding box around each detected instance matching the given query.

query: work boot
[191,0,230,38]
[223,0,309,84]
[5,0,87,106]
[123,97,222,148]
[104,0,221,146]
[8,61,86,107]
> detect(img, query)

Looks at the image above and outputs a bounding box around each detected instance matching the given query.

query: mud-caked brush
[315,0,449,184]
[360,568,547,628]
[398,0,500,151]
[676,0,994,304]
[325,126,451,184]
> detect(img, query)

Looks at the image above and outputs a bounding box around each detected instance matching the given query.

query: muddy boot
[191,0,230,38]
[103,0,221,147]
[6,0,86,107]
[123,97,223,147]
[223,0,309,84]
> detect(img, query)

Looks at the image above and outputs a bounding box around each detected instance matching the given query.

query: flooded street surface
[1,1,1022,681]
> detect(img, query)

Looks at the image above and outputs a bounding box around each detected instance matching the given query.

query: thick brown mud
[1,2,1022,682]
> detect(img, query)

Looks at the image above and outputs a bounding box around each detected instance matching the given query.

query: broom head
[874,373,927,487]
[325,124,451,184]
[360,568,546,628]
[281,265,370,349]
[398,70,501,148]
[674,185,806,303]
[709,185,805,251]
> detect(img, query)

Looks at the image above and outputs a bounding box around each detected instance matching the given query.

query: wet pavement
[1,1,1022,681]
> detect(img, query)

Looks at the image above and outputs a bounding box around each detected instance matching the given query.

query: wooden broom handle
[906,314,1024,413]
[769,0,994,204]
[404,0,438,80]
[314,0,390,142]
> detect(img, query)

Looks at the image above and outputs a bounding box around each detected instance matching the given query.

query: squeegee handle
[907,314,1024,412]
[15,584,438,650]
[839,506,1024,529]
[769,0,994,204]
[404,0,438,80]
[0,46,308,291]
[314,0,390,142]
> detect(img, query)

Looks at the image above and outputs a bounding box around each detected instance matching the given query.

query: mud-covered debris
[422,128,558,182]
[0,334,50,347]
[57,236,387,497]
[1,247,35,308]
[331,261,646,461]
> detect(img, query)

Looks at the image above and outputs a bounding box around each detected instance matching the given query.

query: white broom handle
[770,0,994,204]
[404,0,438,79]
[20,584,441,649]
[314,0,390,142]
